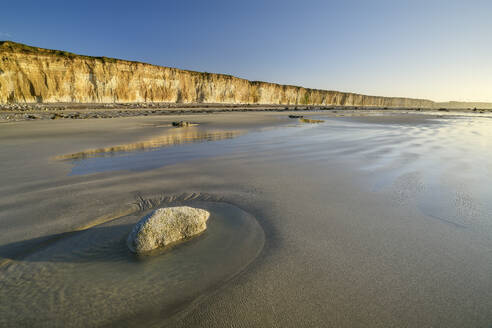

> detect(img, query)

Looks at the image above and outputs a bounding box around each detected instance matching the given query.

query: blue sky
[2,0,491,102]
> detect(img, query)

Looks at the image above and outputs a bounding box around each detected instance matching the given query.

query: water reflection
[57,128,244,160]
[60,114,492,235]
[63,124,316,175]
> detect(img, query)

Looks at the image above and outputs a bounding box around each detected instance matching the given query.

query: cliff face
[0,41,438,107]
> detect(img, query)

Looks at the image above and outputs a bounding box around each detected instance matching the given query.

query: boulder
[172,121,196,127]
[23,114,37,120]
[127,206,210,253]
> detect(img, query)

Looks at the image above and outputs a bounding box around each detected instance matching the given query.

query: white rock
[127,206,210,253]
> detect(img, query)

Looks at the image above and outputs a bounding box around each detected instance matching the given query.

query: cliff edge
[0,41,483,108]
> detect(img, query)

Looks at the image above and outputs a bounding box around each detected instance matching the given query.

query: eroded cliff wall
[0,41,437,107]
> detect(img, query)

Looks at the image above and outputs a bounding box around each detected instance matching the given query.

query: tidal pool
[0,201,264,328]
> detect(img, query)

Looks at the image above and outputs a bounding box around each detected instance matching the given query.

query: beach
[1,110,491,327]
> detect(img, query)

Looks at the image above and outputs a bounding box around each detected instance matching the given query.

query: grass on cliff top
[0,40,118,63]
[0,41,236,79]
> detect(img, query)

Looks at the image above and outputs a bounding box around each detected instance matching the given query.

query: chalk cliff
[0,41,482,108]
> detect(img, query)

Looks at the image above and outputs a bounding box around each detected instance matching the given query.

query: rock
[288,115,303,118]
[127,206,210,253]
[172,121,196,127]
[49,113,63,120]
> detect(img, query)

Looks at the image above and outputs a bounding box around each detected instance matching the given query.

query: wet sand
[1,111,491,327]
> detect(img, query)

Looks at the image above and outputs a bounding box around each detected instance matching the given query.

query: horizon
[2,0,491,103]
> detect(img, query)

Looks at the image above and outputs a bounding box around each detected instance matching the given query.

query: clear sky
[2,0,491,102]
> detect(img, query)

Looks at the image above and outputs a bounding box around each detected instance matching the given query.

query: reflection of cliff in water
[57,128,244,160]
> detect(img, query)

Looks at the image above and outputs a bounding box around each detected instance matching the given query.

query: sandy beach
[1,110,491,327]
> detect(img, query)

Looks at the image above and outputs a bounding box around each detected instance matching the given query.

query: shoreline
[1,103,491,122]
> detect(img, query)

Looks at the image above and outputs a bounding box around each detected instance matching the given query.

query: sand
[1,111,491,327]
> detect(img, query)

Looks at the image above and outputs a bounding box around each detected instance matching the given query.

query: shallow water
[58,128,244,161]
[66,124,305,174]
[67,113,492,234]
[0,202,264,327]
[320,115,492,233]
